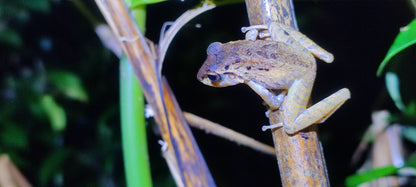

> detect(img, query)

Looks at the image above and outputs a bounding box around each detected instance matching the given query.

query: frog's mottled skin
[198,39,350,134]
[198,39,315,88]
[241,22,334,63]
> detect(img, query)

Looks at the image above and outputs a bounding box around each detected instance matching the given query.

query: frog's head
[197,42,244,87]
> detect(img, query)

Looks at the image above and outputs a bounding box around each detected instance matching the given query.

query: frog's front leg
[246,81,285,109]
[263,80,351,134]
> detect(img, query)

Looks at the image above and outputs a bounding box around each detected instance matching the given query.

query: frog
[197,36,350,134]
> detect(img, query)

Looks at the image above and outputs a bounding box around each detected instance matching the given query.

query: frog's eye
[207,74,221,82]
[207,42,222,56]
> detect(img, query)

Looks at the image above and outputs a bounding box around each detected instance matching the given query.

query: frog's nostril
[207,74,221,82]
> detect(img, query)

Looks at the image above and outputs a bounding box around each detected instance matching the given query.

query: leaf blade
[48,71,88,102]
[377,19,416,76]
[40,95,66,132]
[385,72,406,111]
[345,166,400,187]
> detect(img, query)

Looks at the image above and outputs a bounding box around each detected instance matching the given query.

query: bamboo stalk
[120,56,151,187]
[244,0,330,186]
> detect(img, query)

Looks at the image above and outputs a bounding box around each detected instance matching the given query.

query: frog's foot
[241,25,268,41]
[262,123,284,131]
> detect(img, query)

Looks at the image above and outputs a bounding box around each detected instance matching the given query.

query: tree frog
[197,23,350,134]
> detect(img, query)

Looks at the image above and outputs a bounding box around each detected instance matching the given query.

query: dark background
[0,0,413,186]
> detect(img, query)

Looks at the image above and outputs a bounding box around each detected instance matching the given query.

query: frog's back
[224,40,316,89]
[235,40,315,69]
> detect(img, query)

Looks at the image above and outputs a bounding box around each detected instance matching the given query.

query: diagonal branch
[184,112,275,156]
[94,1,216,186]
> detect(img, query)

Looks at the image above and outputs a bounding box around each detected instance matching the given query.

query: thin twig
[184,112,275,156]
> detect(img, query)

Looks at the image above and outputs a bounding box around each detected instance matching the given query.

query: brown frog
[197,39,316,109]
[197,39,350,134]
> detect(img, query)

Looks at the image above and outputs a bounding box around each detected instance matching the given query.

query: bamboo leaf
[406,154,416,169]
[0,123,28,149]
[40,95,66,132]
[126,0,165,8]
[402,126,416,144]
[404,102,416,116]
[377,19,416,76]
[19,0,51,12]
[385,72,406,111]
[205,0,244,6]
[39,149,70,186]
[0,28,22,47]
[48,71,88,102]
[345,166,400,187]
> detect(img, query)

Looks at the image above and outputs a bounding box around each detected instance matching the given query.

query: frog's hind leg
[277,23,334,63]
[262,79,312,132]
[283,88,350,134]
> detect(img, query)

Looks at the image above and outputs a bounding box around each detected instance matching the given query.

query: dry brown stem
[94,1,216,186]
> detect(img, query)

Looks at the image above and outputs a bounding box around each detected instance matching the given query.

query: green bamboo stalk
[120,56,152,187]
[72,0,151,185]
[120,4,152,187]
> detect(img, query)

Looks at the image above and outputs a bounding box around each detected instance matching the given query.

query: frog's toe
[262,123,284,131]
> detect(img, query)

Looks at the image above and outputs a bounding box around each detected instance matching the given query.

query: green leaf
[0,28,22,47]
[204,0,244,6]
[6,152,28,167]
[405,102,416,116]
[402,126,416,144]
[0,124,28,149]
[40,95,66,132]
[385,72,406,111]
[48,71,88,102]
[126,0,165,8]
[406,154,416,169]
[377,19,416,76]
[345,166,400,187]
[39,149,70,186]
[19,0,51,12]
